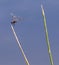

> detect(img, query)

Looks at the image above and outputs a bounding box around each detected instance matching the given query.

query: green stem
[41,4,54,65]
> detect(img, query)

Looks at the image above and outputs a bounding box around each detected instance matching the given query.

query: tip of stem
[41,4,45,16]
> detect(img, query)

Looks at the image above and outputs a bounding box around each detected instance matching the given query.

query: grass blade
[41,4,54,65]
[11,24,30,65]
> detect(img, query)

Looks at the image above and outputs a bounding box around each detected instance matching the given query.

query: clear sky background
[0,0,59,65]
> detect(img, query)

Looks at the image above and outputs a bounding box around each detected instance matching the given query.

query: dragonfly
[10,13,23,24]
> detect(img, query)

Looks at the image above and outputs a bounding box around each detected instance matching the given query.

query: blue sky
[0,0,59,65]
